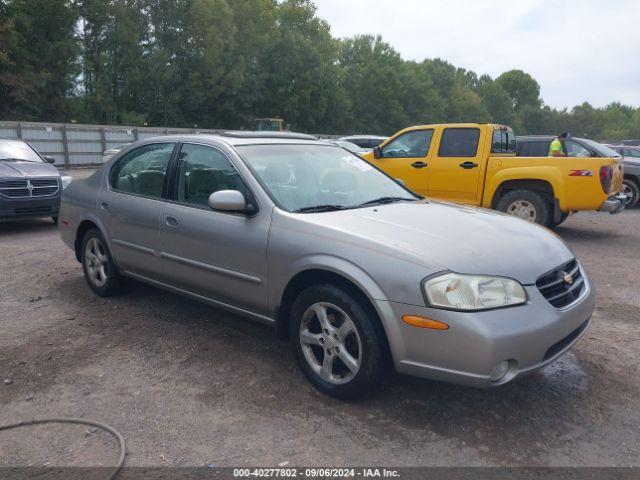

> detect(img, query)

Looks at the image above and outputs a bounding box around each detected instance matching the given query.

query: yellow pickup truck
[362,123,625,227]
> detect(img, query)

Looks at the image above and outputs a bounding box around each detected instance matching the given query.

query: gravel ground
[1,177,639,468]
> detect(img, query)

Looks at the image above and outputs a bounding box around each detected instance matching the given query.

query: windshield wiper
[358,196,415,207]
[293,204,346,213]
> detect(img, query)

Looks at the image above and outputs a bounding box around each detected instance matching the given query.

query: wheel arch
[275,268,391,362]
[74,216,109,263]
[490,178,556,208]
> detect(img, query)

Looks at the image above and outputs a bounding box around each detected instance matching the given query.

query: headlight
[61,175,72,190]
[423,273,527,311]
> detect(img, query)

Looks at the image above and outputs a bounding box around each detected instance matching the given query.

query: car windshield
[238,144,418,212]
[580,139,620,158]
[0,140,42,162]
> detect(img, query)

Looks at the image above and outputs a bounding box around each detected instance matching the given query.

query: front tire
[289,284,389,400]
[81,229,123,297]
[621,179,640,208]
[496,189,551,226]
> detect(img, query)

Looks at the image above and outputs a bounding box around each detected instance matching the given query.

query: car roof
[136,131,325,147]
[339,135,388,139]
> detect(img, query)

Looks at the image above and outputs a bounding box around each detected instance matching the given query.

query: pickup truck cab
[363,124,624,227]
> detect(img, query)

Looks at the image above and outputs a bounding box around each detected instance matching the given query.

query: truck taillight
[599,165,612,194]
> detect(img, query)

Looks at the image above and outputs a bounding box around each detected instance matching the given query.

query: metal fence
[0,121,341,167]
[0,121,228,167]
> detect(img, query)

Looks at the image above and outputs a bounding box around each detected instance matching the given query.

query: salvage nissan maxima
[59,132,595,399]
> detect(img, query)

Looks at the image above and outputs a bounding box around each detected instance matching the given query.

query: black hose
[0,417,126,480]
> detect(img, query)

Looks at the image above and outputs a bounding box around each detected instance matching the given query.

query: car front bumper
[0,195,61,220]
[598,194,626,214]
[375,277,595,388]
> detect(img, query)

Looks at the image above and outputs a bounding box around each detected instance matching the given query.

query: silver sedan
[59,132,594,399]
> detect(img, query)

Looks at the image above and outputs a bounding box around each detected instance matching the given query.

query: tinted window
[382,130,433,158]
[438,128,480,157]
[175,143,249,208]
[110,143,174,198]
[518,140,550,157]
[491,129,517,153]
[565,140,591,157]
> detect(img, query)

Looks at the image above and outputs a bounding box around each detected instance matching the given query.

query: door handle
[164,215,179,228]
[459,162,479,169]
[100,202,110,211]
[411,161,428,169]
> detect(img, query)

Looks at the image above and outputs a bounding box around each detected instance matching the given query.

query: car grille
[536,259,585,309]
[0,178,59,198]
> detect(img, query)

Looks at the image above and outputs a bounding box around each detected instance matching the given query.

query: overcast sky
[313,0,640,110]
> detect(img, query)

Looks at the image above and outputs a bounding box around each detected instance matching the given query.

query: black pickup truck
[0,139,71,223]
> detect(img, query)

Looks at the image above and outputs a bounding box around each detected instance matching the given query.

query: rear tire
[496,189,551,226]
[81,229,123,297]
[289,284,389,400]
[621,179,639,208]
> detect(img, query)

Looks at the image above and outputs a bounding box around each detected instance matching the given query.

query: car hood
[298,200,574,285]
[0,160,59,178]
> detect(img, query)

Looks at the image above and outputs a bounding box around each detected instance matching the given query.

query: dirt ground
[1,175,639,468]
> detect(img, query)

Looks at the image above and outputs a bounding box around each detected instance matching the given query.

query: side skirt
[123,271,276,328]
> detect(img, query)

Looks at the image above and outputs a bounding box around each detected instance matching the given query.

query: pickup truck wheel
[496,190,550,226]
[621,179,639,208]
[550,212,570,228]
[81,229,123,297]
[289,284,388,400]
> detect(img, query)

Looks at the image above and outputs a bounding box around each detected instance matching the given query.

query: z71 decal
[569,170,594,177]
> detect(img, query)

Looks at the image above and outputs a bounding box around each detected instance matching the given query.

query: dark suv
[0,139,71,223]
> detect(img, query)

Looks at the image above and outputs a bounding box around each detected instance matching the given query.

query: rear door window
[491,129,516,153]
[438,128,480,157]
[109,143,175,198]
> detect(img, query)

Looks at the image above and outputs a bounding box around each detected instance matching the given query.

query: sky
[313,0,640,110]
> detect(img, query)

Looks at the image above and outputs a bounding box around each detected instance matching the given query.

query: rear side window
[518,141,550,157]
[491,129,517,153]
[109,143,174,199]
[438,128,480,157]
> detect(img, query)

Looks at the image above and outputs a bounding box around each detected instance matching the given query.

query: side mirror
[208,190,254,214]
[44,156,56,164]
[373,146,382,159]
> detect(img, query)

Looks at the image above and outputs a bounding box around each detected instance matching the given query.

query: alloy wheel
[85,237,109,288]
[299,302,362,385]
[621,183,635,206]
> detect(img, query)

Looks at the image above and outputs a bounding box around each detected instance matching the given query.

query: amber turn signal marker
[402,315,449,330]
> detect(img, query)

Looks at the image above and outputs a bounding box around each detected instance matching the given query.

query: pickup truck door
[427,127,485,204]
[367,129,434,196]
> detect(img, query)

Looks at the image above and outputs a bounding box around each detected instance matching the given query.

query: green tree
[0,0,79,121]
[496,69,541,111]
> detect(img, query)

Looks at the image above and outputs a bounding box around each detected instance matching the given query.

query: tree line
[1,0,639,140]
